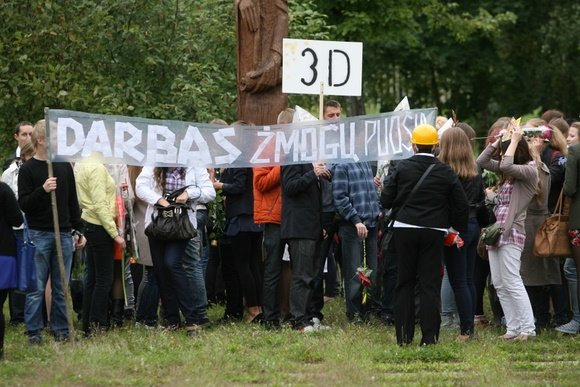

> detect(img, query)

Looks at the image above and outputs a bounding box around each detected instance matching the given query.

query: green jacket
[76,160,119,239]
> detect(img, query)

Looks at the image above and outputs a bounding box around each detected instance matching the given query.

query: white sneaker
[298,325,315,333]
[555,320,580,335]
[311,317,330,331]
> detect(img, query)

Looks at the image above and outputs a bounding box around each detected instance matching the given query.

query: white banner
[47,108,437,168]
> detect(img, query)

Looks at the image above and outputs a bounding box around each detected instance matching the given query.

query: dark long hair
[153,167,185,191]
[499,138,542,204]
[499,138,533,166]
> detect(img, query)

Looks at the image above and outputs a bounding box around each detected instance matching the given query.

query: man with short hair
[281,161,327,332]
[18,120,86,344]
[306,101,342,328]
[3,121,33,171]
[332,160,381,324]
[323,100,341,120]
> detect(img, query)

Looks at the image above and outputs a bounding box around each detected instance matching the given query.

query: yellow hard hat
[411,124,438,145]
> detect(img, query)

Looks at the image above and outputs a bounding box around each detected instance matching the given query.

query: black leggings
[473,255,489,316]
[231,232,263,308]
[1,289,8,353]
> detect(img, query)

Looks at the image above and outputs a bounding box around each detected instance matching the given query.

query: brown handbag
[533,189,572,258]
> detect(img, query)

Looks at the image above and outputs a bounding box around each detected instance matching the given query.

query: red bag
[114,193,125,260]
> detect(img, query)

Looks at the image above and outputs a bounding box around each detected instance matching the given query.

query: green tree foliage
[317,1,579,133]
[0,0,330,160]
[2,0,577,156]
[0,0,238,158]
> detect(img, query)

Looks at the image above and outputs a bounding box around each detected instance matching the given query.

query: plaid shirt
[332,162,380,228]
[493,181,526,249]
[164,168,186,195]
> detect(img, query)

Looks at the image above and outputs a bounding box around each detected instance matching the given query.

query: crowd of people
[1,104,580,359]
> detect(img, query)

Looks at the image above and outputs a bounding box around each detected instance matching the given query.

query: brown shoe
[499,333,518,340]
[513,334,533,342]
[185,324,202,337]
[474,315,490,328]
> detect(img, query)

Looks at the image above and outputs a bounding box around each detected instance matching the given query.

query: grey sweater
[477,143,539,238]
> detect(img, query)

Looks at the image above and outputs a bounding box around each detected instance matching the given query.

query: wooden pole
[319,81,325,120]
[44,107,75,341]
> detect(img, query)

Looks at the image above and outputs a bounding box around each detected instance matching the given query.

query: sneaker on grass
[555,320,580,335]
[311,317,330,331]
[298,325,315,333]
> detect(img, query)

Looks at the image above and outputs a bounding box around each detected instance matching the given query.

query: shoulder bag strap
[21,214,32,243]
[165,184,193,202]
[554,188,564,216]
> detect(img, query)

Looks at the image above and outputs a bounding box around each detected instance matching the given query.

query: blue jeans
[196,209,210,277]
[183,233,210,325]
[440,267,457,317]
[25,230,73,338]
[443,218,479,335]
[136,265,159,326]
[148,237,195,326]
[564,258,580,322]
[338,223,378,321]
[262,223,285,322]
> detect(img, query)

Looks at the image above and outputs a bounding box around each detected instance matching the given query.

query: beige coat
[477,143,539,239]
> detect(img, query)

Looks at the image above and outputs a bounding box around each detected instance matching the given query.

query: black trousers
[1,289,8,353]
[82,223,114,332]
[393,228,443,345]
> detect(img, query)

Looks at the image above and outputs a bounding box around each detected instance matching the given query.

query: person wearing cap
[381,124,468,346]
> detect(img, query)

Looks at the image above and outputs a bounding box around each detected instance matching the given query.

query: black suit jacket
[3,150,17,171]
[221,168,254,219]
[0,182,23,256]
[381,154,469,233]
[281,164,322,240]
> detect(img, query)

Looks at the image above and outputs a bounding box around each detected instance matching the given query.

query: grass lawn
[1,299,579,386]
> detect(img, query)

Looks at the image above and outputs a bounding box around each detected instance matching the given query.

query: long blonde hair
[438,127,478,179]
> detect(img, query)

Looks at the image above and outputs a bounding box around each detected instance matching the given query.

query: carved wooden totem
[236,0,288,125]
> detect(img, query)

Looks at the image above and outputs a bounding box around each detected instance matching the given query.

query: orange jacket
[253,166,282,224]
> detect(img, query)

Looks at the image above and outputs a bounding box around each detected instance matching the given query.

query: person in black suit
[3,121,33,326]
[281,162,327,332]
[0,182,24,359]
[381,124,469,346]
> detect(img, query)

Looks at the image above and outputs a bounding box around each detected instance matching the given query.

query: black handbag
[381,164,435,251]
[145,203,197,241]
[145,186,197,241]
[475,196,497,228]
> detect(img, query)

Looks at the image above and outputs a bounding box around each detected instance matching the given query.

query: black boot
[111,299,124,328]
